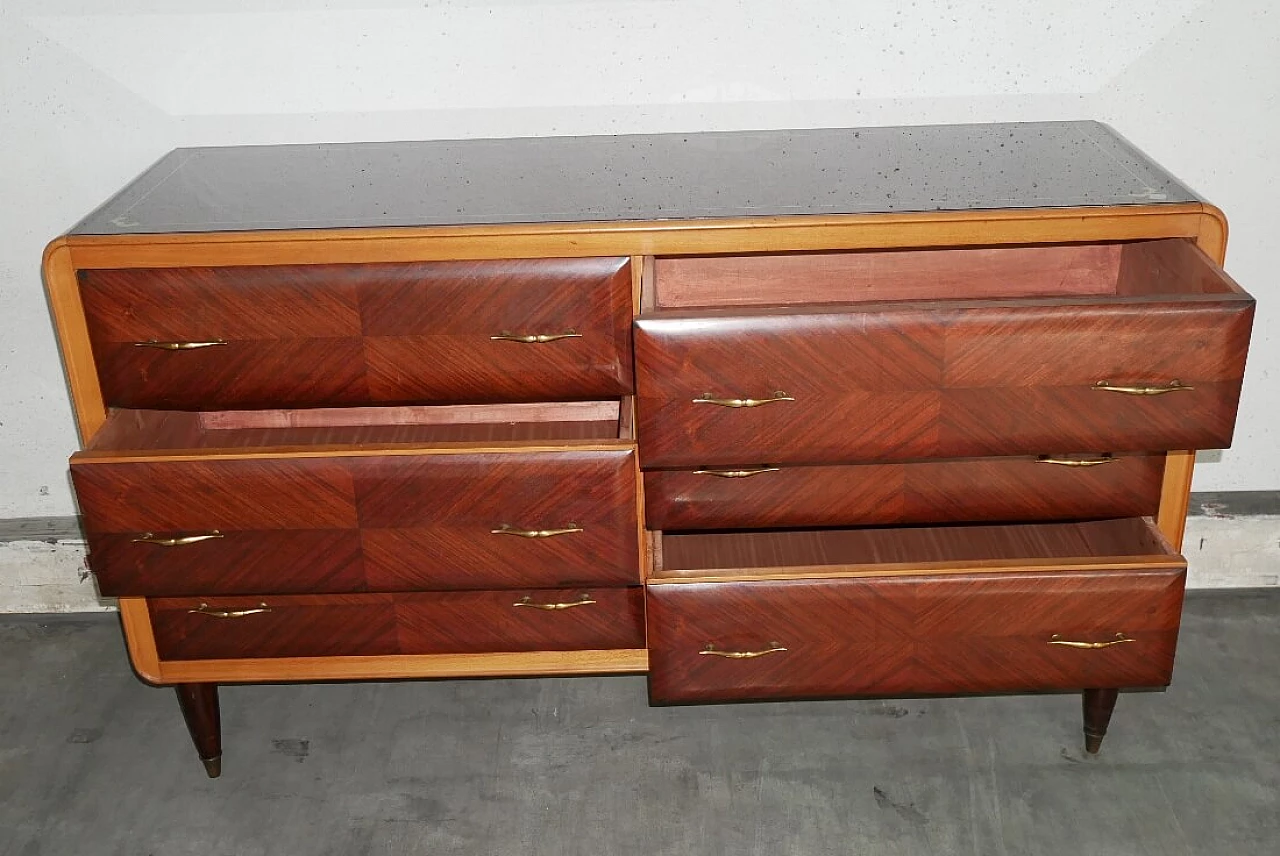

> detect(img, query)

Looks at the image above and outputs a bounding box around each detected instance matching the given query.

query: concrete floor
[2,591,1277,856]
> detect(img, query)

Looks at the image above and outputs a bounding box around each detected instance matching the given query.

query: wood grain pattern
[79,258,632,409]
[150,588,645,660]
[74,449,639,596]
[645,454,1164,530]
[653,243,1124,308]
[652,518,1179,581]
[635,298,1253,468]
[647,568,1185,702]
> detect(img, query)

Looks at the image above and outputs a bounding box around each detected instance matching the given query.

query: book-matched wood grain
[644,454,1164,531]
[646,568,1185,703]
[150,587,645,660]
[79,257,633,410]
[73,449,639,596]
[635,299,1253,468]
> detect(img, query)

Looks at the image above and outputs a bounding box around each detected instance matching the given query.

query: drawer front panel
[361,258,634,402]
[647,570,1185,703]
[645,454,1164,530]
[634,301,1253,467]
[82,258,633,410]
[151,587,645,660]
[81,266,368,409]
[73,450,638,596]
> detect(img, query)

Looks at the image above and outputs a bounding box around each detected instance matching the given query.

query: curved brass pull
[1036,455,1115,467]
[693,467,781,478]
[692,391,794,408]
[491,524,583,538]
[132,531,224,546]
[512,594,596,610]
[490,331,582,344]
[188,602,270,619]
[1093,379,1193,396]
[699,642,788,659]
[1049,633,1135,649]
[133,340,228,350]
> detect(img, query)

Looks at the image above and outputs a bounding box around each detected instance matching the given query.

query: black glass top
[71,121,1199,236]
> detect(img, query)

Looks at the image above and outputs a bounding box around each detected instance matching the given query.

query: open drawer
[634,238,1254,467]
[72,401,641,596]
[646,518,1186,703]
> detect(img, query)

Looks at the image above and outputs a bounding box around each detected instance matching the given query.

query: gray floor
[2,591,1278,856]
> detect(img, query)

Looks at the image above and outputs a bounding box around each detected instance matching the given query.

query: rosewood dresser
[44,122,1254,777]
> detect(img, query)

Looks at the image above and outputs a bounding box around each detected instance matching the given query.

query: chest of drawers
[44,122,1254,777]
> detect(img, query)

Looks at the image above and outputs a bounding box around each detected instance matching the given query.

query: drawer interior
[82,399,634,453]
[650,517,1182,582]
[647,238,1245,310]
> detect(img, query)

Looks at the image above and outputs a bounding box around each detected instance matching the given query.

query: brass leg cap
[1084,734,1104,755]
[201,756,222,778]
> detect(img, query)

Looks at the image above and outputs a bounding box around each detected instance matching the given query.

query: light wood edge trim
[71,441,637,464]
[1151,206,1227,550]
[118,597,164,684]
[631,412,648,586]
[639,255,656,312]
[43,240,107,443]
[1157,451,1196,549]
[629,255,645,317]
[63,205,1211,268]
[151,649,649,684]
[646,555,1187,585]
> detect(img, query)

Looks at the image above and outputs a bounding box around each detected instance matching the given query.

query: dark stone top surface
[71,121,1199,235]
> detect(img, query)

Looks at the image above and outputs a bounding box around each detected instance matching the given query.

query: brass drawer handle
[490,331,582,344]
[1036,455,1115,467]
[699,642,788,659]
[491,524,583,538]
[513,594,596,610]
[132,531,224,546]
[692,391,794,408]
[693,467,781,478]
[1093,379,1193,396]
[188,602,270,619]
[1049,633,1135,649]
[133,340,228,350]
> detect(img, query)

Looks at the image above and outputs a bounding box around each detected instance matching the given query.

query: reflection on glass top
[71,121,1199,235]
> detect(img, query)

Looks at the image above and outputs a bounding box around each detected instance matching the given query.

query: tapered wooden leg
[1082,688,1120,754]
[175,683,222,778]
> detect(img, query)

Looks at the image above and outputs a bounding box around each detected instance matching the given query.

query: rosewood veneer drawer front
[73,442,639,596]
[80,257,633,410]
[647,518,1186,703]
[647,570,1185,703]
[355,450,640,590]
[72,457,366,596]
[150,587,646,661]
[635,240,1253,468]
[645,454,1163,530]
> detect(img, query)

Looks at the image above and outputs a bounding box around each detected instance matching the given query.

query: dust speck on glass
[71,121,1199,236]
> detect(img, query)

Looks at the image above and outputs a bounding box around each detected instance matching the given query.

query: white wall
[3,0,1278,520]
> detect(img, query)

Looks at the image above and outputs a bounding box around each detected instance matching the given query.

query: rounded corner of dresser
[1197,204,1230,261]
[117,598,166,685]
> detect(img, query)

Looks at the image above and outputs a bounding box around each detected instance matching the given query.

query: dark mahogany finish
[635,300,1253,467]
[73,450,639,596]
[175,683,222,777]
[150,588,645,660]
[646,569,1185,703]
[644,454,1163,530]
[80,257,633,410]
[1083,688,1121,754]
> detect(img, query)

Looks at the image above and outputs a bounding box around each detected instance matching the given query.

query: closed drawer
[80,257,633,409]
[646,518,1185,703]
[72,403,639,596]
[150,587,645,660]
[635,239,1253,467]
[645,453,1164,530]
